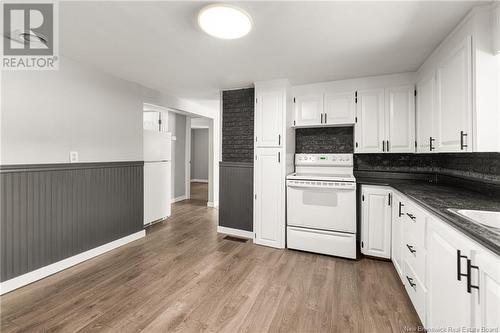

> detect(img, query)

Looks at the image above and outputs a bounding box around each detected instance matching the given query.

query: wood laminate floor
[0,185,421,332]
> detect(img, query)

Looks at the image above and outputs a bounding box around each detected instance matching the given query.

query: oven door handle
[286,184,356,190]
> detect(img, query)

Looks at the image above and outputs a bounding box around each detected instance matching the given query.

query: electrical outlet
[69,151,79,163]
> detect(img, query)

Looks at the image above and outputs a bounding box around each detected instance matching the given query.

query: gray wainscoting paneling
[219,162,253,232]
[0,161,143,282]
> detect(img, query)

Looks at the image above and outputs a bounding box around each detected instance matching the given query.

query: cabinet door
[386,85,415,153]
[391,193,405,280]
[427,218,474,329]
[355,89,385,153]
[293,94,323,127]
[254,148,284,248]
[255,88,283,147]
[416,73,435,153]
[324,91,355,125]
[435,36,472,152]
[473,249,500,330]
[361,185,392,259]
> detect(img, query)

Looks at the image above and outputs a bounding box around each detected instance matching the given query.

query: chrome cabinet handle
[406,213,416,220]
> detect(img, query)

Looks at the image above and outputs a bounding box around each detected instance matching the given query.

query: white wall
[1,56,221,206]
[1,57,144,164]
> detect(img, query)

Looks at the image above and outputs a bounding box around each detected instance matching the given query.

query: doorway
[189,118,210,204]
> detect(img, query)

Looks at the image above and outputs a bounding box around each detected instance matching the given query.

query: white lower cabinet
[427,217,473,329]
[386,190,500,331]
[361,185,392,259]
[254,148,284,248]
[391,192,405,280]
[473,249,500,330]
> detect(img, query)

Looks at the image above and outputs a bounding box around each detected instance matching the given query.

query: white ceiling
[60,1,485,104]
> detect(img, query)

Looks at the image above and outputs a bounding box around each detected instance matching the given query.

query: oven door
[286,180,356,233]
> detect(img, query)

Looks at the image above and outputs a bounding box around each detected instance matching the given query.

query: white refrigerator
[143,130,172,226]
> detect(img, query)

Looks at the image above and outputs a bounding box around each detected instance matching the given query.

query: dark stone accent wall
[295,127,354,154]
[222,88,254,163]
[0,161,144,282]
[354,153,500,184]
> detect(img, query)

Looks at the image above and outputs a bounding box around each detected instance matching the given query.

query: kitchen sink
[448,209,500,233]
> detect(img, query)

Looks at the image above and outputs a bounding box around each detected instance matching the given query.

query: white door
[416,73,436,153]
[324,91,355,125]
[427,219,474,329]
[386,85,415,153]
[254,148,284,248]
[391,192,405,280]
[294,93,323,126]
[355,89,385,153]
[435,36,472,152]
[255,89,283,147]
[473,250,500,330]
[361,185,392,259]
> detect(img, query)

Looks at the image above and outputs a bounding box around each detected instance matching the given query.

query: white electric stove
[286,153,357,259]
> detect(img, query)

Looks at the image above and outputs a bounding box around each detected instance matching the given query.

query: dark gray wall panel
[222,88,254,163]
[295,127,354,154]
[219,162,253,232]
[0,162,143,282]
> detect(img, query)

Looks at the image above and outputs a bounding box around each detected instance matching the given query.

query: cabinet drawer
[403,202,426,248]
[287,226,356,259]
[403,238,426,287]
[404,260,427,326]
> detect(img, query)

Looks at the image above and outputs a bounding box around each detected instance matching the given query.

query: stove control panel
[295,154,353,166]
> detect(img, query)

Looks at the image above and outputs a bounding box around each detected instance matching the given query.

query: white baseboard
[217,226,253,239]
[172,195,187,203]
[191,179,208,183]
[0,230,145,295]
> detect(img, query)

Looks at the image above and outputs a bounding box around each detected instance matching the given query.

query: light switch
[69,151,79,163]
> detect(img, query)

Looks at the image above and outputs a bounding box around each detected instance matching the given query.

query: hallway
[0,197,420,333]
[190,182,208,204]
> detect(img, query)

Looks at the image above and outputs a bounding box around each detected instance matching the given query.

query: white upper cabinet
[293,94,323,126]
[435,36,472,152]
[255,88,284,147]
[416,73,436,153]
[386,85,415,153]
[361,185,392,259]
[293,90,356,127]
[355,89,385,153]
[324,91,356,125]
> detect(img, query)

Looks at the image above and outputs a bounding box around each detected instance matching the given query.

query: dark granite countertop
[356,176,500,256]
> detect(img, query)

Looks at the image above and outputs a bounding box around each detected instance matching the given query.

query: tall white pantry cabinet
[253,80,295,249]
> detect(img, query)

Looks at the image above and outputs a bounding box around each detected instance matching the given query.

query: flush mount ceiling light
[198,4,252,39]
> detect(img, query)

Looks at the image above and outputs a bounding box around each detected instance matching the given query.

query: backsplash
[222,88,254,163]
[354,153,500,184]
[295,127,354,154]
